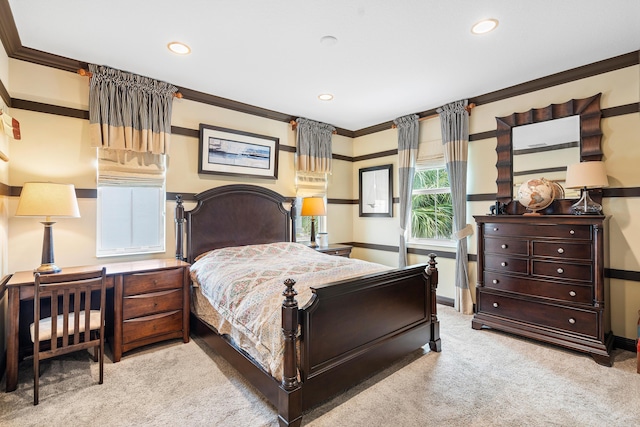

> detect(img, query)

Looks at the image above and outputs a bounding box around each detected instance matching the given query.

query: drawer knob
[493,302,499,308]
[492,279,499,284]
[493,227,499,231]
[569,230,575,235]
[557,268,564,274]
[569,290,576,297]
[501,244,508,249]
[568,318,576,324]
[501,262,507,267]
[557,248,564,254]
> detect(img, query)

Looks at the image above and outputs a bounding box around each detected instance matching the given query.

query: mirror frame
[495,93,603,207]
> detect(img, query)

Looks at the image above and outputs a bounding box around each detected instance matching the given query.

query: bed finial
[427,253,437,272]
[281,278,300,391]
[289,199,297,242]
[175,195,185,261]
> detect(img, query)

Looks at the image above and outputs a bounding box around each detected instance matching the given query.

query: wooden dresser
[472,215,612,366]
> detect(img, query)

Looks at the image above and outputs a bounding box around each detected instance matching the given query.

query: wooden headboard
[175,184,296,264]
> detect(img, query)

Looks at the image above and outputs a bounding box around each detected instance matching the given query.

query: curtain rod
[77,69,183,98]
[289,120,338,134]
[391,103,475,129]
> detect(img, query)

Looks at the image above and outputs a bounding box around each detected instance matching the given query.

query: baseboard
[436,296,454,307]
[614,336,638,353]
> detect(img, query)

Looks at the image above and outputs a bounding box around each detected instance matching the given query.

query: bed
[175,184,440,426]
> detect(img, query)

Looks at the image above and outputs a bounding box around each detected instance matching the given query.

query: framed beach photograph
[359,164,393,217]
[198,124,279,179]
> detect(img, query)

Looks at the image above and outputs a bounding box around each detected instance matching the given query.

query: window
[410,167,453,243]
[294,196,326,242]
[96,150,166,257]
[294,171,327,243]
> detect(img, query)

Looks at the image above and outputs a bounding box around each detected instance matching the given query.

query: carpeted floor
[1,305,638,426]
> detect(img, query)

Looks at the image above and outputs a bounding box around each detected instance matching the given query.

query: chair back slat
[51,290,58,350]
[84,283,92,343]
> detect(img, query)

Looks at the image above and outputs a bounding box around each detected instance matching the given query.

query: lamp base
[571,188,602,215]
[35,263,61,274]
[309,217,318,248]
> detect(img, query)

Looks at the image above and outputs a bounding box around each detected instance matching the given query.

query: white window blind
[96,149,166,257]
[416,138,445,169]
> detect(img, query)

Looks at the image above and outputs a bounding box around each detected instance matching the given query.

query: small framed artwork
[359,164,393,217]
[198,124,279,179]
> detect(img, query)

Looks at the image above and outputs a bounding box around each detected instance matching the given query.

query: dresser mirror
[495,93,603,207]
[512,115,581,198]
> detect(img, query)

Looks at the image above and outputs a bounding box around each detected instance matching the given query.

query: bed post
[427,253,441,352]
[290,199,297,242]
[279,278,302,427]
[175,195,185,261]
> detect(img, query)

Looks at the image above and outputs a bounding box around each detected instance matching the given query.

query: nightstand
[109,259,190,362]
[313,244,352,258]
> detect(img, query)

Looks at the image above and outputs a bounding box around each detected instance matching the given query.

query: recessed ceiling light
[471,19,499,35]
[320,35,338,46]
[318,94,334,101]
[168,41,191,55]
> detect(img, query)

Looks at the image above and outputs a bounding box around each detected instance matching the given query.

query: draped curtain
[394,114,419,268]
[295,117,334,173]
[438,100,474,314]
[89,64,177,157]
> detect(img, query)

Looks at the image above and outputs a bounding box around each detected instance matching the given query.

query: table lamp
[564,161,608,215]
[301,197,326,248]
[15,182,80,273]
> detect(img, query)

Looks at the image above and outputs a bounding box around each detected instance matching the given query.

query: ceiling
[6,0,640,132]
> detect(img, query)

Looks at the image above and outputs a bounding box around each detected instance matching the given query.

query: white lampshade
[564,161,609,190]
[301,197,326,217]
[16,182,80,219]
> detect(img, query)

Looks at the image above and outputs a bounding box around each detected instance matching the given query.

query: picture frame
[359,164,393,217]
[198,124,279,179]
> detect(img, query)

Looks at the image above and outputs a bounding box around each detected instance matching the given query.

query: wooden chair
[31,268,107,405]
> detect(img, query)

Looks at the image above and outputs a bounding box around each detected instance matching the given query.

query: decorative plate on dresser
[472,215,612,366]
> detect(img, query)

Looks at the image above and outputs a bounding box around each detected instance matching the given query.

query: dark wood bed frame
[175,184,440,426]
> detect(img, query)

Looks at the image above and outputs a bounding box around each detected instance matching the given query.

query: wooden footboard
[275,254,440,424]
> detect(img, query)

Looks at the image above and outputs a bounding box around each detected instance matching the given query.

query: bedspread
[189,242,390,379]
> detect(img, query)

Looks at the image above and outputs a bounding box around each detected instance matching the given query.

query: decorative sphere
[517,178,555,213]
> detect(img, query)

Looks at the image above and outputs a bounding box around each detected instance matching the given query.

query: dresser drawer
[483,272,592,304]
[477,291,598,338]
[532,260,592,282]
[484,223,591,240]
[123,288,183,320]
[533,241,591,260]
[484,254,529,275]
[484,237,529,256]
[123,268,184,296]
[122,310,183,344]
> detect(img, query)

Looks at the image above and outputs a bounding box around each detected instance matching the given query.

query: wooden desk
[4,258,189,392]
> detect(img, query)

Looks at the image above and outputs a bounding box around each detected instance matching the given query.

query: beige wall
[352,64,640,339]
[5,60,355,274]
[2,57,640,342]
